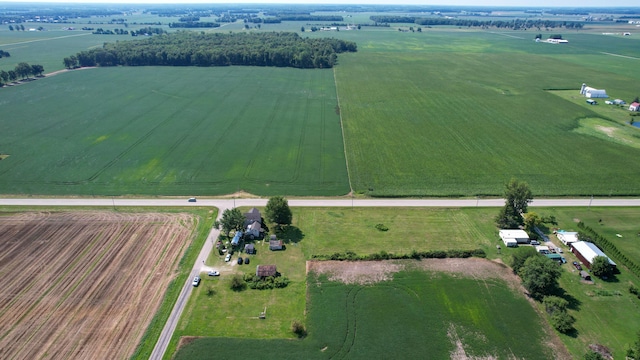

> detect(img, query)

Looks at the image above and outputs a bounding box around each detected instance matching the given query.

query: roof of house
[631,102,640,107]
[245,208,262,222]
[499,229,529,239]
[572,241,617,266]
[256,265,277,277]
[244,243,254,251]
[269,239,283,248]
[557,231,579,243]
[247,221,261,231]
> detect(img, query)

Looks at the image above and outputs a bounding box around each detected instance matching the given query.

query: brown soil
[0,211,196,360]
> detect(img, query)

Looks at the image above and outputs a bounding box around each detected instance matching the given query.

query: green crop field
[174,263,552,360]
[0,66,349,196]
[333,29,640,196]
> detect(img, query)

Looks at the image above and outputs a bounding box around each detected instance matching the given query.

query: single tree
[496,178,533,228]
[31,64,44,77]
[523,211,541,232]
[15,62,32,80]
[229,274,246,291]
[518,255,561,300]
[543,295,568,315]
[590,256,613,278]
[7,70,17,82]
[8,25,14,31]
[218,208,246,236]
[265,196,292,228]
[0,70,8,85]
[300,26,305,32]
[550,311,575,333]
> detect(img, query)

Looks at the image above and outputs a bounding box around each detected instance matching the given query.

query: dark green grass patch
[174,266,551,360]
[0,66,349,196]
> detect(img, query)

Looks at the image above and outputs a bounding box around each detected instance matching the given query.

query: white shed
[557,231,579,246]
[499,229,529,247]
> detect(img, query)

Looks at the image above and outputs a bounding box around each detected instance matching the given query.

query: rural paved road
[2,196,640,360]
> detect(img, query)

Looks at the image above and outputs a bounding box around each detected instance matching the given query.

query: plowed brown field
[0,211,197,360]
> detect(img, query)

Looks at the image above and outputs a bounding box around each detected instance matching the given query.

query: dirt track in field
[0,211,197,360]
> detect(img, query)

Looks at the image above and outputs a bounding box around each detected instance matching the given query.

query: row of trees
[8,25,26,31]
[68,31,357,69]
[369,15,584,30]
[0,62,45,86]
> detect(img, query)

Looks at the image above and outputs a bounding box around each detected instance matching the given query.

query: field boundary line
[333,67,353,195]
[600,52,640,60]
[1,32,92,47]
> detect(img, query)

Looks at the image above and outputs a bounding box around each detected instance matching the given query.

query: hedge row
[311,249,486,261]
[577,222,639,278]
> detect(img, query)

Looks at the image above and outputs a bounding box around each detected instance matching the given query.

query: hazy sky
[0,0,639,7]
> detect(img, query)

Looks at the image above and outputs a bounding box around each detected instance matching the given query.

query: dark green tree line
[69,31,357,69]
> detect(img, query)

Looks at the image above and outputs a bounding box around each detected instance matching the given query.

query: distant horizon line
[0,1,639,8]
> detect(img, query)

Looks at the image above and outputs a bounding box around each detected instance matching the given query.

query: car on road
[573,261,582,270]
[188,197,197,202]
[237,257,243,265]
[208,270,220,276]
[244,257,250,265]
[192,276,201,286]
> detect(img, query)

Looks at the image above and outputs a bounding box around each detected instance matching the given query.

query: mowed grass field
[332,29,640,196]
[174,260,553,360]
[0,66,349,196]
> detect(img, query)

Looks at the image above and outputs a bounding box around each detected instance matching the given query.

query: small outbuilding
[580,270,592,281]
[613,99,626,105]
[536,245,550,254]
[557,231,579,246]
[570,241,617,270]
[630,102,640,112]
[256,265,277,277]
[244,243,255,254]
[269,239,284,251]
[499,229,529,247]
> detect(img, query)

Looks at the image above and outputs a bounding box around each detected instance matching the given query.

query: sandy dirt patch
[0,211,197,360]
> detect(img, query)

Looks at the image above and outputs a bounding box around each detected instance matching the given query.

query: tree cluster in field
[8,25,26,31]
[69,31,357,69]
[577,221,632,276]
[627,332,640,360]
[369,15,584,30]
[509,248,574,332]
[242,273,289,290]
[168,22,220,28]
[0,62,44,86]
[0,49,10,58]
[311,248,486,261]
[92,28,129,35]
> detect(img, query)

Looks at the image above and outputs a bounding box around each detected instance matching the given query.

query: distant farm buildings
[630,102,640,112]
[580,83,608,98]
[570,241,616,270]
